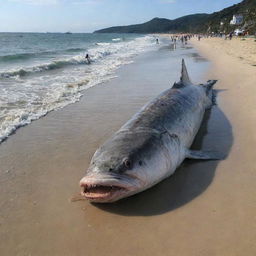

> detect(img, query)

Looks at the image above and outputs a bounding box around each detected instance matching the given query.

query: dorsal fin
[180,59,192,86]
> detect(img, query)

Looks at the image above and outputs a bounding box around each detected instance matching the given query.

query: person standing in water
[156,38,159,44]
[85,54,91,64]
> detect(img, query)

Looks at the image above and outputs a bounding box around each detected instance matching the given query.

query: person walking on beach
[184,35,188,45]
[173,37,177,49]
[229,32,233,40]
[85,54,91,64]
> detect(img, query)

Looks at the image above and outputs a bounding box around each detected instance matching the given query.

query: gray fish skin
[80,59,218,203]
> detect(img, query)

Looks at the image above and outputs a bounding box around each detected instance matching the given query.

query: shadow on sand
[94,104,233,216]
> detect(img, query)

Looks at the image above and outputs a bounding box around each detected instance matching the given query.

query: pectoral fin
[186,150,224,160]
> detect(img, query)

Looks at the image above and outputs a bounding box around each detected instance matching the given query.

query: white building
[230,15,244,25]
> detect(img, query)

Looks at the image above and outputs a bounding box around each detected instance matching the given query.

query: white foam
[112,38,122,41]
[95,43,110,46]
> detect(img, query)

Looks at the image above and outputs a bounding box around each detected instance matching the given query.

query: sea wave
[0,58,88,78]
[0,47,86,63]
[0,39,141,78]
[65,47,85,52]
[0,35,155,144]
[0,53,37,62]
[95,42,110,46]
[0,45,123,78]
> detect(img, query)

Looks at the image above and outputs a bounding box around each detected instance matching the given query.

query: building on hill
[230,15,244,25]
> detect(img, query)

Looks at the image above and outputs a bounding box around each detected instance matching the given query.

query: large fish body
[80,60,219,203]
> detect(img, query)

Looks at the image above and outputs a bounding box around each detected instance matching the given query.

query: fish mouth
[80,182,128,203]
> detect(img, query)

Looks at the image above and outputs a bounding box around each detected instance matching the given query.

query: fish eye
[123,159,132,169]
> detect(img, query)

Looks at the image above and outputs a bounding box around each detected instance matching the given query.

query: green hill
[94,14,210,34]
[94,0,256,34]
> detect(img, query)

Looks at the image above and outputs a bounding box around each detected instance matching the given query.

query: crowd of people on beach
[196,32,234,40]
[164,34,194,49]
[170,31,249,43]
[193,30,253,41]
[171,28,254,45]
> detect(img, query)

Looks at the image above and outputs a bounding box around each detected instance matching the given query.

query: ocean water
[0,33,155,143]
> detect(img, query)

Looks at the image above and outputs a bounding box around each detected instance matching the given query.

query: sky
[0,0,242,32]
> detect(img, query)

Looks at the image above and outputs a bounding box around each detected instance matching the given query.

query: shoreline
[0,38,255,255]
[0,34,153,145]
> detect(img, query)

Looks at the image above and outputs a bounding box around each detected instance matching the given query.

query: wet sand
[0,41,254,256]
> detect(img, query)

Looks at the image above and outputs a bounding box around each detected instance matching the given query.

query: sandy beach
[0,37,256,256]
[191,36,256,254]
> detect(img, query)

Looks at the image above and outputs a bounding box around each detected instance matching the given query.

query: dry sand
[191,36,256,255]
[0,38,256,256]
[196,37,256,66]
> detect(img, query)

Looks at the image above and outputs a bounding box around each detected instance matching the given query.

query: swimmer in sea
[85,54,91,64]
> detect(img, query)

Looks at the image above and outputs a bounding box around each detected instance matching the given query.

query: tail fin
[180,59,192,86]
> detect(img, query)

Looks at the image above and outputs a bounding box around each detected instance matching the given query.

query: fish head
[80,130,174,203]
